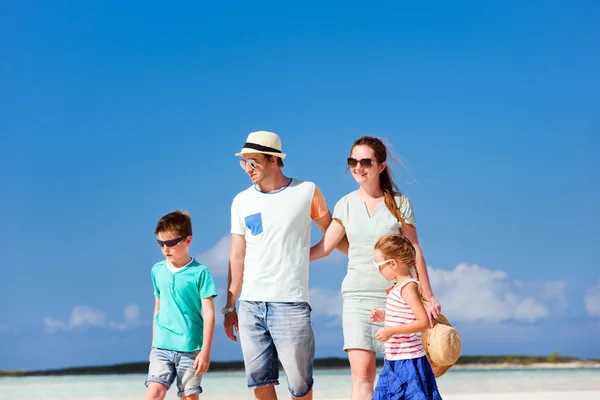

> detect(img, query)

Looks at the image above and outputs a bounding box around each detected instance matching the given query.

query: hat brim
[422,314,461,378]
[235,148,287,159]
[431,362,453,378]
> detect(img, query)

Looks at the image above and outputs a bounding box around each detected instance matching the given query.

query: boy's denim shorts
[145,348,202,397]
[238,300,315,398]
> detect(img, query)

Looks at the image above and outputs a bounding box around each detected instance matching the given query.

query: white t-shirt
[230,178,329,303]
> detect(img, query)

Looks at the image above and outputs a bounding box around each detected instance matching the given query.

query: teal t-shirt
[151,258,218,352]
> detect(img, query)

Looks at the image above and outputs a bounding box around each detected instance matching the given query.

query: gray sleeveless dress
[332,191,416,353]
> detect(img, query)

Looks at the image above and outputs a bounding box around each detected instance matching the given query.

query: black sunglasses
[347,157,374,168]
[157,236,187,248]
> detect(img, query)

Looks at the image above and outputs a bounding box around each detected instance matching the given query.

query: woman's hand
[423,295,441,327]
[370,308,386,323]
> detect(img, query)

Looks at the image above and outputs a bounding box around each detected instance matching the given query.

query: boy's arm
[201,297,215,353]
[150,297,159,359]
[194,296,215,375]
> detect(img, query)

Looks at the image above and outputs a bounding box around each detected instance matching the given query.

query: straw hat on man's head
[421,314,462,378]
[235,131,287,159]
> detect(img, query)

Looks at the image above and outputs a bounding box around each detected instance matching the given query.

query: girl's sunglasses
[157,236,187,248]
[239,159,259,170]
[347,157,373,168]
[374,259,393,270]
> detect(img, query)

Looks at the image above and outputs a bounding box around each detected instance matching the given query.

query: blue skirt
[372,357,442,400]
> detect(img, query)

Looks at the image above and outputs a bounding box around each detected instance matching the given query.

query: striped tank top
[384,278,426,360]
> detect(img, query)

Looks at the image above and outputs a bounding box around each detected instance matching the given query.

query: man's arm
[224,233,246,341]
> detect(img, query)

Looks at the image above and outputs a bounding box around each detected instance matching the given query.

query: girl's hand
[370,308,386,322]
[375,327,393,342]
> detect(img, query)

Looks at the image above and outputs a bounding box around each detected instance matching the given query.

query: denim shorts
[145,348,202,397]
[238,301,315,398]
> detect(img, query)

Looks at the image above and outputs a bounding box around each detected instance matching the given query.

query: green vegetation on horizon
[1,352,598,377]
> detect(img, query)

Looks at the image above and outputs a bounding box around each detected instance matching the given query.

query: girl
[310,136,441,399]
[370,233,442,400]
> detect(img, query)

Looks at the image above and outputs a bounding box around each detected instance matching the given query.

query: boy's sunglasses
[239,159,259,170]
[157,236,187,248]
[347,157,373,168]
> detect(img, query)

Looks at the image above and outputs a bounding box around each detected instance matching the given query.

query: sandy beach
[2,367,600,400]
[324,393,600,400]
[451,361,600,370]
[415,393,600,400]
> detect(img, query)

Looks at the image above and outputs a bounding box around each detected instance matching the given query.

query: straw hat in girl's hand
[421,314,462,378]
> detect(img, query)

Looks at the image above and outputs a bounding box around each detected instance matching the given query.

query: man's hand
[224,310,239,342]
[423,295,442,327]
[369,308,386,323]
[193,350,210,376]
[375,327,393,343]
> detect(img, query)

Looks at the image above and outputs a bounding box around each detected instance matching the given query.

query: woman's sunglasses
[347,157,373,168]
[157,236,187,248]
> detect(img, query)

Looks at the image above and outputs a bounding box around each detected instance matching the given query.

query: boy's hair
[374,233,426,300]
[154,210,193,237]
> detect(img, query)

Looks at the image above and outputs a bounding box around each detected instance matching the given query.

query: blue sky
[1,1,599,370]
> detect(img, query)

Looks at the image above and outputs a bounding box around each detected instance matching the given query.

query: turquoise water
[1,368,599,399]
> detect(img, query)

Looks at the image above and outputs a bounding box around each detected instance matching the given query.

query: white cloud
[584,280,600,318]
[429,263,563,323]
[196,235,231,277]
[197,235,566,326]
[44,317,67,333]
[46,304,142,333]
[541,280,568,310]
[109,304,143,331]
[309,288,343,326]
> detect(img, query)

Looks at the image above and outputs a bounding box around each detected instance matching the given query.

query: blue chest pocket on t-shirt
[244,213,263,236]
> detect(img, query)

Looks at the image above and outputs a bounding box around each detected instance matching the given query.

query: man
[224,131,347,400]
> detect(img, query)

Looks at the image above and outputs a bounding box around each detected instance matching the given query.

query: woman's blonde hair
[374,233,426,300]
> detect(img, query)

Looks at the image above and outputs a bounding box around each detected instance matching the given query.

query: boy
[145,210,217,400]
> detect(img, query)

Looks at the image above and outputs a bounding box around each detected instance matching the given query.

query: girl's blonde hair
[374,233,426,301]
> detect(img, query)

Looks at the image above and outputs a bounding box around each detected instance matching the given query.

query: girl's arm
[310,218,347,261]
[403,224,441,325]
[379,283,430,337]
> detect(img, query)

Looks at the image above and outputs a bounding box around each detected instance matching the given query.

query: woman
[310,136,441,400]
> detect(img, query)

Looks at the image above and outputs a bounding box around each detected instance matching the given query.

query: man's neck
[256,171,290,193]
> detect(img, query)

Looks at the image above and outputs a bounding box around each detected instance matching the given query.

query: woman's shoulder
[332,190,358,218]
[335,190,358,206]
[394,192,414,209]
